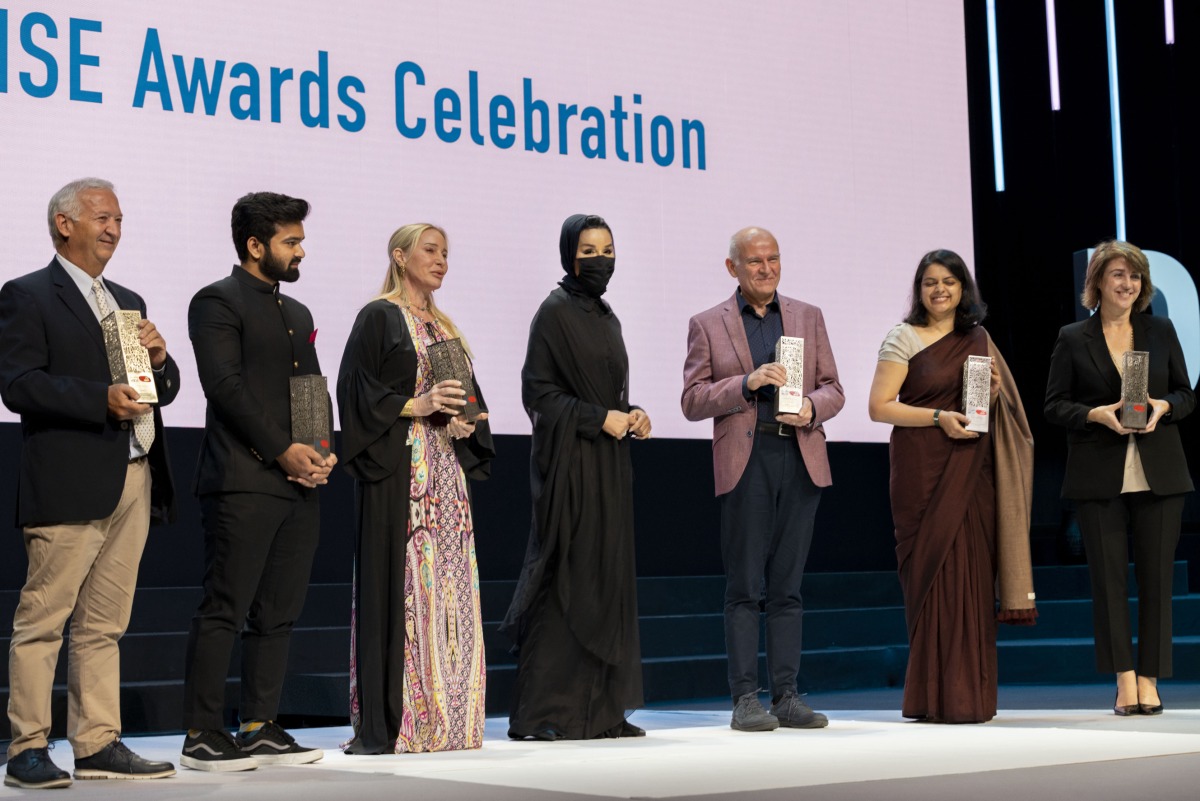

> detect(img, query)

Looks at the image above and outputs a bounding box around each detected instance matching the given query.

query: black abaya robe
[502,282,644,739]
[336,299,494,754]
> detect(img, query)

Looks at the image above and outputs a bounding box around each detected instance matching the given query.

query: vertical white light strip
[986,0,1004,191]
[1104,0,1126,240]
[1046,0,1061,110]
[1165,0,1175,44]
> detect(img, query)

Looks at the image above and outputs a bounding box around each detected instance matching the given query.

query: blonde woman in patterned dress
[337,224,495,753]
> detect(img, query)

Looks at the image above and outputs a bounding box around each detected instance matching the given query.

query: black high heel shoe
[1139,691,1163,716]
[1113,691,1141,716]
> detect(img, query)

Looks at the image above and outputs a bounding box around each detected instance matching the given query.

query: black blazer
[0,258,180,527]
[189,266,327,499]
[1045,311,1194,500]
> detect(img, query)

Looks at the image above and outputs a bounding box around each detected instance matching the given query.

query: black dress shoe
[74,739,176,780]
[342,738,388,756]
[4,747,72,789]
[507,727,564,741]
[1139,694,1164,716]
[619,720,646,737]
[1113,692,1141,717]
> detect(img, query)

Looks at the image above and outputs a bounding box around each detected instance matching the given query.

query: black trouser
[1076,491,1185,678]
[719,429,822,701]
[182,491,320,729]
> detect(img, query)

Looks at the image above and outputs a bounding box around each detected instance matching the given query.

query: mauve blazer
[1044,311,1194,500]
[681,292,844,496]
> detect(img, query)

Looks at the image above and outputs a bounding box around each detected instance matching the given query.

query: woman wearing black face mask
[502,214,651,740]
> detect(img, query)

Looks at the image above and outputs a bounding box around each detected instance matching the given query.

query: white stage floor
[5,703,1200,801]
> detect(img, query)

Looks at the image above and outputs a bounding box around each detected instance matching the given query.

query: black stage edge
[2,423,1197,591]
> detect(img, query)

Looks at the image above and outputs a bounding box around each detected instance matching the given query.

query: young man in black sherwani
[179,192,335,771]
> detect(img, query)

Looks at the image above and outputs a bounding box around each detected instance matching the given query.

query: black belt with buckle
[755,421,795,437]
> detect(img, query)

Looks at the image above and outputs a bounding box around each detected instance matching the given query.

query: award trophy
[961,355,992,433]
[773,336,805,416]
[290,375,332,457]
[101,310,158,403]
[427,338,482,421]
[1121,350,1150,430]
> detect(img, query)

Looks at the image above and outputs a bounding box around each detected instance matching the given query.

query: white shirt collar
[55,253,115,319]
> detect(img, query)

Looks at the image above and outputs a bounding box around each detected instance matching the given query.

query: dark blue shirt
[736,289,784,423]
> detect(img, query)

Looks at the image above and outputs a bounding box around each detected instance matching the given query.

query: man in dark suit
[179,192,335,772]
[1,178,180,788]
[682,226,844,732]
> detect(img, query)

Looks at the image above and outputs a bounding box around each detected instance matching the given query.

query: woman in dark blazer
[1045,240,1194,716]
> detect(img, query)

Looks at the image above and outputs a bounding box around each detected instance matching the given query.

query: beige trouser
[7,459,151,760]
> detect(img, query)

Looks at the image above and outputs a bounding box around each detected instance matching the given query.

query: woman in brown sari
[868,249,1035,723]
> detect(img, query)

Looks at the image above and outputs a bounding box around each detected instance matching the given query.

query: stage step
[1,562,1192,737]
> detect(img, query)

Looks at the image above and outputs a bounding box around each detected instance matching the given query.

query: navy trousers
[719,429,822,700]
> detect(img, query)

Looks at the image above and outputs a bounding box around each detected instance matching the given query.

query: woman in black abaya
[502,214,651,740]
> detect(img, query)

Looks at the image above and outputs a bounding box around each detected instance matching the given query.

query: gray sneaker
[731,692,780,732]
[769,692,829,728]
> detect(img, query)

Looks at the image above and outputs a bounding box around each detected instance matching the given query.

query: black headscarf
[558,213,591,273]
[559,213,615,298]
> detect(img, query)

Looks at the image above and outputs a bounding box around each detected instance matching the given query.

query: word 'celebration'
[1,9,708,170]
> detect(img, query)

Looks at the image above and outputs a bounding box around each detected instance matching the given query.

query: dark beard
[261,247,300,283]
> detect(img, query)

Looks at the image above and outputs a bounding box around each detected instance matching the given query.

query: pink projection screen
[0,1,974,441]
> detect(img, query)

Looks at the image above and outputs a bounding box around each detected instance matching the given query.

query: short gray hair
[728,226,777,263]
[48,178,115,247]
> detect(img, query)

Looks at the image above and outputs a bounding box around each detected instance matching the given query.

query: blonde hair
[1080,240,1155,312]
[375,223,471,353]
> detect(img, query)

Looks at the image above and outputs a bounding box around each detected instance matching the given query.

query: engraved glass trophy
[961,355,992,433]
[1121,351,1150,429]
[289,375,331,457]
[101,310,158,403]
[427,338,482,421]
[773,336,805,416]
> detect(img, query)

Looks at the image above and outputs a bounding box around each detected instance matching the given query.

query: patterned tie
[93,278,155,452]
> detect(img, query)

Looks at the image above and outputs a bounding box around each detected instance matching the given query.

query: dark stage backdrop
[961,0,1200,584]
[2,0,1199,595]
[0,425,897,591]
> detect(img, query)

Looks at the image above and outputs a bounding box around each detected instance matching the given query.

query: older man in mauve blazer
[682,226,844,733]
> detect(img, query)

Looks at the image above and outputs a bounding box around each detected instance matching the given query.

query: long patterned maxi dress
[341,301,486,753]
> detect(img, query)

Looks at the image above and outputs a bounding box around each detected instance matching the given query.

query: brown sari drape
[889,326,1034,723]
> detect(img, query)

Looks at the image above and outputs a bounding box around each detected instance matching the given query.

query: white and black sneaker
[180,730,258,772]
[235,722,323,765]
